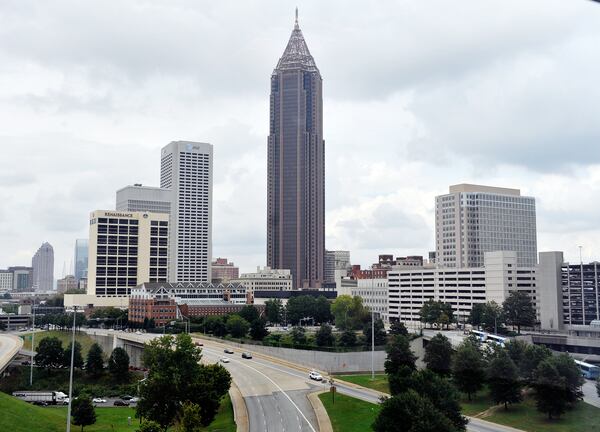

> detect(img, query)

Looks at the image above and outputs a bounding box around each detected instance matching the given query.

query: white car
[130,397,140,403]
[92,398,107,404]
[135,331,142,335]
[309,370,323,381]
[220,357,230,363]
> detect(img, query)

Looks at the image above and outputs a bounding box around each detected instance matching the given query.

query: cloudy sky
[1,0,600,279]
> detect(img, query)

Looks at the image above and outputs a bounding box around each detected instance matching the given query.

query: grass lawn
[460,387,496,416]
[20,330,96,357]
[333,374,390,394]
[319,392,380,432]
[0,391,236,432]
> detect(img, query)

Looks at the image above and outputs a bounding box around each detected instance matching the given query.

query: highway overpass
[0,333,24,375]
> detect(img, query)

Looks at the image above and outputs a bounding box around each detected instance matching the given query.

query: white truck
[13,390,68,405]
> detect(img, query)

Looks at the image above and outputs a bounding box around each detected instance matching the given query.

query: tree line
[373,332,586,431]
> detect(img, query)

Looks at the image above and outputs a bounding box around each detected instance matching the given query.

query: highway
[0,333,24,374]
[95,330,522,432]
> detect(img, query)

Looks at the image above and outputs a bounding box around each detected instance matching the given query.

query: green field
[333,374,390,394]
[20,330,96,357]
[318,392,380,432]
[0,391,235,432]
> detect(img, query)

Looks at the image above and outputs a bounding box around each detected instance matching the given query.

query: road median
[308,390,333,432]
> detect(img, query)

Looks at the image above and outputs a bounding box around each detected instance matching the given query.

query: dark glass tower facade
[267,13,324,289]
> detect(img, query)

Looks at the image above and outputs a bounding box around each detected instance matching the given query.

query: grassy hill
[20,330,96,357]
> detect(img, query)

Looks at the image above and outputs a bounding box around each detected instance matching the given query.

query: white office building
[388,251,537,328]
[435,184,537,268]
[161,141,213,283]
[352,278,389,322]
[0,270,12,292]
[116,184,172,215]
[231,266,293,292]
[64,210,169,308]
[32,242,54,291]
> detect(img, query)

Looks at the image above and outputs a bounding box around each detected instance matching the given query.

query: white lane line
[203,347,317,432]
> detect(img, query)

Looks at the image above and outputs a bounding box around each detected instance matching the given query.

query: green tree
[226,315,250,338]
[452,340,485,400]
[315,324,335,347]
[86,343,104,377]
[389,320,408,336]
[363,318,387,346]
[338,329,357,347]
[63,341,84,369]
[481,301,503,333]
[468,303,485,329]
[410,369,467,430]
[285,295,318,325]
[419,300,454,329]
[596,377,600,398]
[71,396,97,432]
[487,350,522,410]
[314,296,332,324]
[424,333,453,375]
[504,339,528,371]
[137,334,231,428]
[331,295,368,330]
[502,291,536,334]
[373,390,458,432]
[264,299,283,324]
[137,420,162,432]
[204,316,227,337]
[290,326,307,345]
[532,359,568,419]
[178,401,202,432]
[552,353,584,404]
[35,336,64,369]
[385,335,416,375]
[238,305,260,324]
[108,347,130,380]
[249,318,269,341]
[520,344,552,383]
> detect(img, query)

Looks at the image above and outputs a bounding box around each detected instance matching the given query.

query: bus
[470,330,488,342]
[486,334,507,348]
[574,360,600,380]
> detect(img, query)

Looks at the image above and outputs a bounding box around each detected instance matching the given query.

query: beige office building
[64,210,169,308]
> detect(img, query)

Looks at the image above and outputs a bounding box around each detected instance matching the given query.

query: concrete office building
[8,266,33,291]
[388,251,537,328]
[211,258,239,283]
[435,184,537,268]
[267,12,325,289]
[57,275,78,294]
[538,251,600,331]
[32,242,54,291]
[74,239,89,282]
[64,210,169,308]
[0,270,12,292]
[352,278,389,322]
[324,250,351,284]
[231,266,293,293]
[116,184,171,215]
[161,141,213,283]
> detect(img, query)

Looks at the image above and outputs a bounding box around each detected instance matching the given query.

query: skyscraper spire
[295,7,299,29]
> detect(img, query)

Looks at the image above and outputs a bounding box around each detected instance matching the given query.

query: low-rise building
[231,266,292,293]
[128,281,253,326]
[388,251,537,328]
[351,278,389,322]
[57,275,78,294]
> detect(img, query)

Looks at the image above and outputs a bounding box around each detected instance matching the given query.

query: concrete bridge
[0,333,23,375]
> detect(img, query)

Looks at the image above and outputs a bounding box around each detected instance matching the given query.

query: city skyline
[1,1,600,277]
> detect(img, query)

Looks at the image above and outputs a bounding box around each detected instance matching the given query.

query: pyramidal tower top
[275,8,319,73]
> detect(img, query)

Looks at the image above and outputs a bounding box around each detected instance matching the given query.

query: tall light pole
[370,267,375,380]
[66,306,77,432]
[29,297,36,386]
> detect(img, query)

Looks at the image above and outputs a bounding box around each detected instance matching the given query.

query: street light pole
[370,267,375,380]
[66,306,77,432]
[30,298,36,386]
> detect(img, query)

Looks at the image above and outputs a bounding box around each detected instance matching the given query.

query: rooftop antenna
[295,7,299,28]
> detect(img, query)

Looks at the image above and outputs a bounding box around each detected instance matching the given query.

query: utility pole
[66,306,77,432]
[30,297,36,386]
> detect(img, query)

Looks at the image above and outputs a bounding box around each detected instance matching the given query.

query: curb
[467,417,525,432]
[228,381,249,432]
[330,375,389,399]
[308,390,333,432]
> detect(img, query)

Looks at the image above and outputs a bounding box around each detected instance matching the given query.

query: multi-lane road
[0,333,23,374]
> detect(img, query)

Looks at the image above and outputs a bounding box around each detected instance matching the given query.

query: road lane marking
[202,347,317,432]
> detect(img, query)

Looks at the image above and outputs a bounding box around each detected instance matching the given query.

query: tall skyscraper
[267,11,325,289]
[435,184,537,268]
[116,184,171,214]
[74,239,89,282]
[32,242,54,291]
[161,141,213,283]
